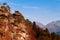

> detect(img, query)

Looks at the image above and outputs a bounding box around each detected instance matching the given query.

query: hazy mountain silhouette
[46,21,60,33]
[36,22,45,29]
[36,21,60,34]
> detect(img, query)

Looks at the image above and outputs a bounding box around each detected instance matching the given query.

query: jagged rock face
[8,23,35,40]
[0,5,36,40]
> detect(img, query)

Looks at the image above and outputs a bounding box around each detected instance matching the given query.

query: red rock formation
[0,5,37,40]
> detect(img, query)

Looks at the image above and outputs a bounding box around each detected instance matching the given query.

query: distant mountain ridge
[36,21,60,34]
[36,22,45,29]
[45,21,60,33]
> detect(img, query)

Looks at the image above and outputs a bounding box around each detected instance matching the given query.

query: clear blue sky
[0,0,60,25]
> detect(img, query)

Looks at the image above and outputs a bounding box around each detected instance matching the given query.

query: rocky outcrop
[0,5,36,40]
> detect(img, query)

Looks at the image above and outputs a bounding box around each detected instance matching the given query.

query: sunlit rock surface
[0,5,36,40]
